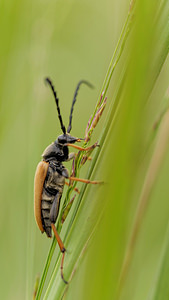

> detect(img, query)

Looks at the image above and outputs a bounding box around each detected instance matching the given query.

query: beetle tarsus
[61,251,68,284]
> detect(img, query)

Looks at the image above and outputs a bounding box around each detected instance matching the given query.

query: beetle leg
[69,176,103,185]
[51,223,68,284]
[65,141,98,152]
[50,194,68,284]
[51,223,65,253]
[61,251,68,284]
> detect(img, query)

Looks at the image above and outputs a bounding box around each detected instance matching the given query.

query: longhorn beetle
[34,78,101,284]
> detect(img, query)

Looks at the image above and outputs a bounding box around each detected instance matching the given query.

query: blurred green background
[0,0,169,300]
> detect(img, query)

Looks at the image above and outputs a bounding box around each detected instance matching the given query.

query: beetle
[34,78,100,284]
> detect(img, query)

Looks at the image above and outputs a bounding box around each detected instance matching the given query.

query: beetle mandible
[34,78,100,284]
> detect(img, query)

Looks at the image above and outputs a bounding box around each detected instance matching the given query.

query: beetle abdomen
[41,165,65,237]
[41,191,57,237]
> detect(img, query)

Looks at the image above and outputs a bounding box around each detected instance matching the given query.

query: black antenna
[67,80,94,133]
[45,78,66,134]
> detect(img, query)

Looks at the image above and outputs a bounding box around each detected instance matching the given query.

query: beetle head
[57,134,81,145]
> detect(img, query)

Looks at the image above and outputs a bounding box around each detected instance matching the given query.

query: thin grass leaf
[147,224,169,300]
[118,106,169,294]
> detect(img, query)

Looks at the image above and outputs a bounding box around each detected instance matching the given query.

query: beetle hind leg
[51,223,68,284]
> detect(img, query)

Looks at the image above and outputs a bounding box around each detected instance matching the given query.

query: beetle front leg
[65,141,98,152]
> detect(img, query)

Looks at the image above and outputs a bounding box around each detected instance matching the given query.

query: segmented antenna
[45,78,66,134]
[67,80,93,133]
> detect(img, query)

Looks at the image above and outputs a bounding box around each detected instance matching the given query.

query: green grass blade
[148,224,169,300]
